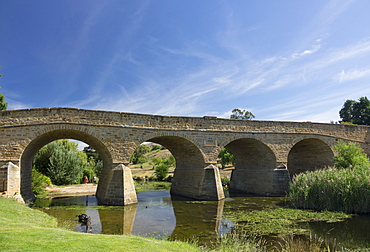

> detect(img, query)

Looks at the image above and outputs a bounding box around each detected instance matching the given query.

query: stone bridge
[0,108,369,205]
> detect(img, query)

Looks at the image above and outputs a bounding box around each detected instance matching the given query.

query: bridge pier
[96,164,138,205]
[229,167,290,196]
[0,162,25,203]
[170,164,225,200]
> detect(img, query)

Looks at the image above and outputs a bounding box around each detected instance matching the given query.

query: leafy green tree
[0,70,7,111]
[150,155,175,180]
[81,156,97,183]
[339,97,370,125]
[218,148,235,169]
[83,146,102,177]
[33,140,85,185]
[154,164,169,181]
[0,94,7,111]
[333,141,370,169]
[130,144,151,164]
[230,108,255,120]
[151,144,164,151]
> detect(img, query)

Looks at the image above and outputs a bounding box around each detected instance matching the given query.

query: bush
[154,164,169,181]
[151,144,162,151]
[32,167,52,195]
[221,176,230,187]
[136,157,147,164]
[333,141,370,169]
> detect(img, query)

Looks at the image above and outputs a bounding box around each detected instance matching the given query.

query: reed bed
[289,166,370,213]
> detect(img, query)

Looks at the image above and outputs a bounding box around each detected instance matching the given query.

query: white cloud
[292,45,321,59]
[335,68,370,82]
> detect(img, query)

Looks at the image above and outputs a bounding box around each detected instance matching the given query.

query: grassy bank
[134,181,171,192]
[0,197,199,252]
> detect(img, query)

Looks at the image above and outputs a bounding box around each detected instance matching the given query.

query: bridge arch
[20,128,113,203]
[147,136,206,169]
[288,138,334,178]
[226,138,277,195]
[143,136,223,200]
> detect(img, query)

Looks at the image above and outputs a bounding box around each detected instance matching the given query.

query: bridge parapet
[1,108,369,144]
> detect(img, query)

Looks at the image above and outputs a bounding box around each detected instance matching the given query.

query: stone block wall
[0,164,7,192]
[1,108,369,144]
[96,164,137,205]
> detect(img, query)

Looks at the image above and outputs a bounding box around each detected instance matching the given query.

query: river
[33,190,370,250]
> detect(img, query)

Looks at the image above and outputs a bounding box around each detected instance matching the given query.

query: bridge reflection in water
[98,191,227,244]
[35,190,229,243]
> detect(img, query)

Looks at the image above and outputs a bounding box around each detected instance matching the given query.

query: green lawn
[0,197,199,252]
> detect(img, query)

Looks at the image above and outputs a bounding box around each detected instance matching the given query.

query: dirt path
[45,184,97,197]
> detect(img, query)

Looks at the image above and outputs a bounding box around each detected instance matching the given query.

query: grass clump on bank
[0,197,199,252]
[134,181,171,192]
[290,141,370,213]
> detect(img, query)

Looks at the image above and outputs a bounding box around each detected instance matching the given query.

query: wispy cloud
[292,44,321,58]
[335,68,370,82]
[66,0,368,122]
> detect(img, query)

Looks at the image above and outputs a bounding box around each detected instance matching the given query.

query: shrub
[221,176,230,187]
[136,157,147,164]
[154,164,169,181]
[333,141,370,169]
[151,144,162,151]
[32,167,52,195]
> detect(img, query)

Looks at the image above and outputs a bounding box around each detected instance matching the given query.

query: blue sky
[1,0,370,123]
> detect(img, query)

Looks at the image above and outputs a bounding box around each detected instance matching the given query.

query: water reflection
[306,215,370,249]
[34,190,228,241]
[169,196,225,244]
[33,191,370,249]
[131,191,175,238]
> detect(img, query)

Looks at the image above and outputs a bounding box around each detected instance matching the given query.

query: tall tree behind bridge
[339,97,370,125]
[0,68,7,110]
[33,140,86,185]
[0,94,7,111]
[230,108,255,120]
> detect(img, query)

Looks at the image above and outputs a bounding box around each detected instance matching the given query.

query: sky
[1,0,370,123]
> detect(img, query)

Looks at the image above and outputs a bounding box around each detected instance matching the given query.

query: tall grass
[289,141,370,213]
[290,167,370,213]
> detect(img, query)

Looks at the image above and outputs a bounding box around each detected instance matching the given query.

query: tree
[230,108,255,120]
[0,94,7,110]
[218,148,235,169]
[83,146,103,177]
[130,144,151,164]
[0,69,7,111]
[150,155,175,181]
[339,97,370,125]
[33,140,86,185]
[333,141,370,169]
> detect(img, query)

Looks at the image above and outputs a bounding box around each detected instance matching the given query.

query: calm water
[33,190,370,249]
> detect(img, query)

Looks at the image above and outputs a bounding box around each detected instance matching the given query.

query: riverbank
[43,181,171,197]
[0,197,199,252]
[45,183,97,197]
